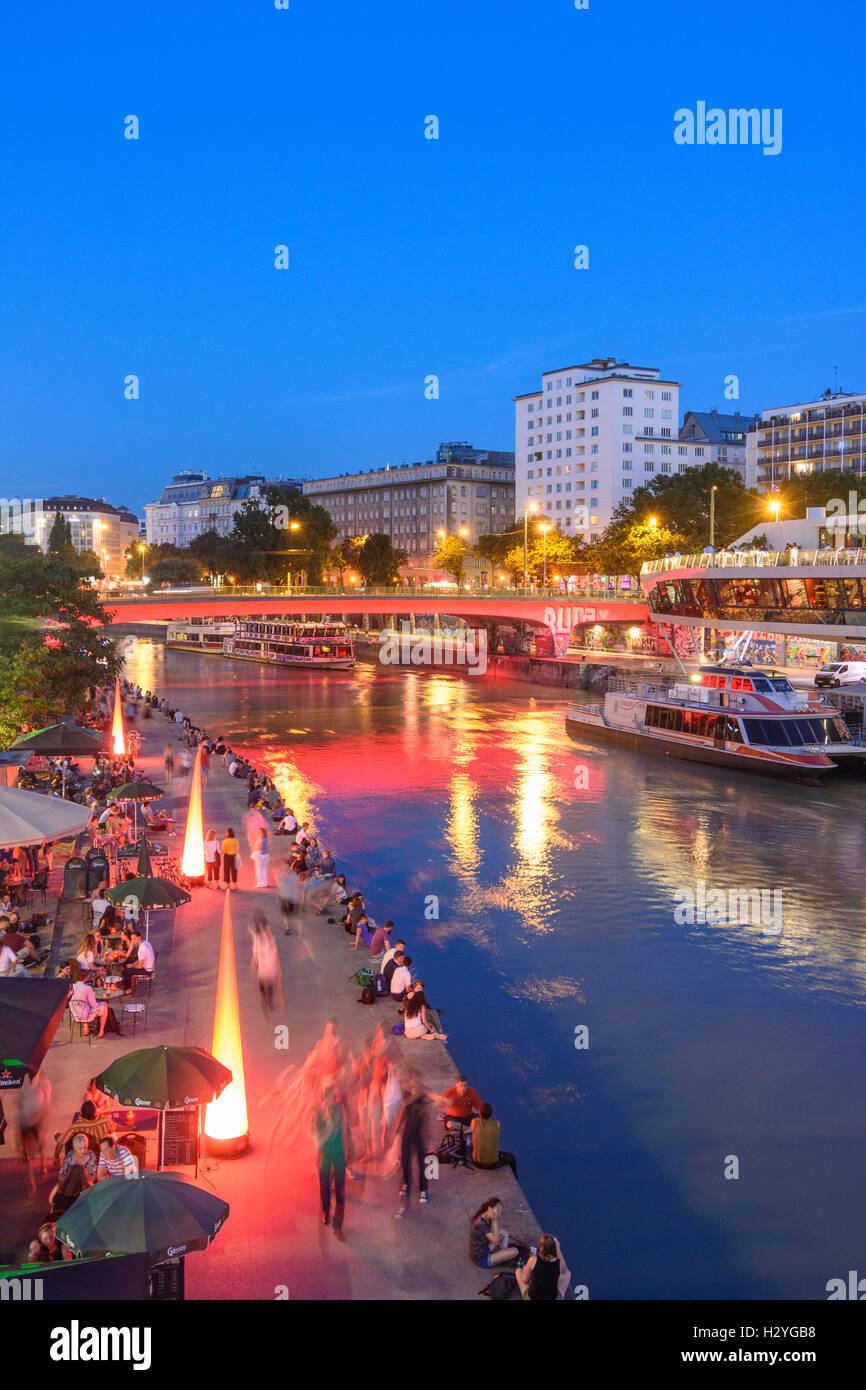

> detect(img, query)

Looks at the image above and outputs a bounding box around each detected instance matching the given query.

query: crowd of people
[10,677,571,1296]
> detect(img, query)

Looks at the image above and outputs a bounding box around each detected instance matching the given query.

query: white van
[814,661,866,688]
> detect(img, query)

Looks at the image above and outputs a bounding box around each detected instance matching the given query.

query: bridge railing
[642,549,866,575]
[104,583,645,603]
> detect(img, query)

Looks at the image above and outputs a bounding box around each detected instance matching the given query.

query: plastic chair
[121,999,148,1035]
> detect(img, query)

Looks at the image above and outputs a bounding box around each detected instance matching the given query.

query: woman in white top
[204,829,221,890]
[75,933,101,973]
[251,827,271,889]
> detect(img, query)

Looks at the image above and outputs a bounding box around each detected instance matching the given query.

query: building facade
[679,409,757,483]
[144,471,304,547]
[0,495,139,580]
[746,389,866,492]
[514,356,713,539]
[302,447,515,559]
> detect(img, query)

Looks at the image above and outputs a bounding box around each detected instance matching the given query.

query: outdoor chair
[28,871,49,906]
[67,998,94,1044]
[132,952,157,999]
[121,998,148,1035]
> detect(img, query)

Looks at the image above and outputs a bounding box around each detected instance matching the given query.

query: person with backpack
[469,1198,520,1269]
[312,1082,350,1239]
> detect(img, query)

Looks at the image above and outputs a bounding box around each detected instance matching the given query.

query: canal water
[124,638,866,1299]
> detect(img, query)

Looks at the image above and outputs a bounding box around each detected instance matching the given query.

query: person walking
[204,830,221,890]
[395,1073,432,1217]
[251,826,271,889]
[249,915,282,1016]
[163,744,174,786]
[312,1083,350,1239]
[221,828,239,889]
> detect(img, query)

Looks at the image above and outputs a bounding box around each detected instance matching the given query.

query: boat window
[724,717,742,743]
[752,678,771,692]
[768,677,793,691]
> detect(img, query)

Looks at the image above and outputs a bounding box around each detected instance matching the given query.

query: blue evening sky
[1,0,863,512]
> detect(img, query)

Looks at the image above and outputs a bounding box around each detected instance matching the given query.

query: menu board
[149,1257,185,1301]
[161,1107,199,1167]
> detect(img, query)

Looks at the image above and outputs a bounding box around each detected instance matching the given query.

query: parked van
[814,662,866,688]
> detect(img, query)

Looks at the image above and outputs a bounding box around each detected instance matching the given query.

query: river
[122,637,866,1299]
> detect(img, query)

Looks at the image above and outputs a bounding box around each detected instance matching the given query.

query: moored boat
[223,619,354,670]
[166,619,236,652]
[565,665,864,781]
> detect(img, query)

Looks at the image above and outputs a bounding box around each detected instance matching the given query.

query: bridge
[641,548,866,642]
[104,585,649,636]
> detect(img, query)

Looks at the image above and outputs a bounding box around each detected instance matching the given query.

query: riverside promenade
[31,709,543,1301]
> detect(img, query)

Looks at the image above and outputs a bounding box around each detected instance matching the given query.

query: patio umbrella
[0,978,70,1089]
[93,1045,232,1110]
[11,722,107,797]
[0,785,91,850]
[55,1170,229,1264]
[105,865,190,940]
[108,781,166,838]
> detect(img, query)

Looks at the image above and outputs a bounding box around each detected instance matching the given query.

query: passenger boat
[166,619,236,652]
[223,619,355,670]
[565,665,865,781]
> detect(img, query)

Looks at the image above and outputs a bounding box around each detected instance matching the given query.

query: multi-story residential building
[746,389,866,492]
[0,494,139,580]
[679,409,757,483]
[302,448,515,560]
[514,356,712,539]
[144,470,304,547]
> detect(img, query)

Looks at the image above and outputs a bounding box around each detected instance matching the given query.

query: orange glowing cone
[111,678,126,757]
[204,892,249,1156]
[181,745,206,883]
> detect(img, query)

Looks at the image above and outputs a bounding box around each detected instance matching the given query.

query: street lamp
[523,502,538,588]
[287,520,301,588]
[709,486,718,548]
[138,542,146,579]
[770,500,781,522]
[539,523,551,586]
[648,516,658,530]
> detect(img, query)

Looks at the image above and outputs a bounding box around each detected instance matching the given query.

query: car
[814,661,866,688]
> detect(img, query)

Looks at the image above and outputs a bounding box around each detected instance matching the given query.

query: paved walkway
[4,710,541,1300]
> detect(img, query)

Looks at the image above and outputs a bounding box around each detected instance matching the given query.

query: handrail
[641,549,866,576]
[104,584,645,603]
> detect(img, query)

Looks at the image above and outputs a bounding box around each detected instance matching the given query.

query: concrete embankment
[29,704,543,1301]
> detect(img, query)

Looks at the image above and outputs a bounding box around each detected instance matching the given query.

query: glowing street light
[648,516,658,530]
[709,485,718,548]
[539,522,551,586]
[138,542,147,579]
[204,892,250,1157]
[770,500,781,522]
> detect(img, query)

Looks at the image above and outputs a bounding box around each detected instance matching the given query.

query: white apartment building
[746,388,866,492]
[0,494,139,580]
[514,356,710,539]
[144,471,303,547]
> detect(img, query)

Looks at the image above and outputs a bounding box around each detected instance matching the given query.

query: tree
[356,534,405,585]
[148,555,206,587]
[124,542,181,579]
[226,486,338,585]
[433,535,469,584]
[591,520,689,581]
[47,512,74,561]
[606,464,759,552]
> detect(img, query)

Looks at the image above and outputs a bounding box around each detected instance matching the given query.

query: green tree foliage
[227,486,338,585]
[355,533,405,585]
[147,555,207,587]
[47,511,74,560]
[433,535,469,584]
[0,547,120,746]
[124,542,182,579]
[585,520,689,581]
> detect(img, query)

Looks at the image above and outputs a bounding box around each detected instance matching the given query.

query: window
[644,389,655,399]
[623,388,633,397]
[591,390,599,400]
[591,427,598,436]
[623,406,633,417]
[661,391,671,401]
[623,442,632,452]
[591,408,599,418]
[644,408,654,418]
[623,459,632,470]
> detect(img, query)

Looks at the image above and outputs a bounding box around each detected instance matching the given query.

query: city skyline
[2,0,864,513]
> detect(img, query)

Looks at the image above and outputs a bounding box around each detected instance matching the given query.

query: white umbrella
[0,785,92,849]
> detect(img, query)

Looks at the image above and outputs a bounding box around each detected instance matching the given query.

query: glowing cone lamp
[204,893,249,1157]
[111,678,126,756]
[181,745,206,885]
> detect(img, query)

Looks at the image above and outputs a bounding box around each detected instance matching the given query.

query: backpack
[479,1272,518,1301]
[358,986,376,1005]
[373,972,389,997]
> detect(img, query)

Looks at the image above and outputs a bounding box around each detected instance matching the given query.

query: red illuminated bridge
[104,586,648,636]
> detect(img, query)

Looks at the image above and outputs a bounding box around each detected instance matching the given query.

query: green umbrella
[107,781,165,837]
[105,870,190,939]
[93,1045,232,1110]
[11,722,106,756]
[55,1170,229,1264]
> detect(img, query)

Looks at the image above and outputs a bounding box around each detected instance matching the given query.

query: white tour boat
[223,619,355,670]
[565,665,864,781]
[166,619,236,653]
